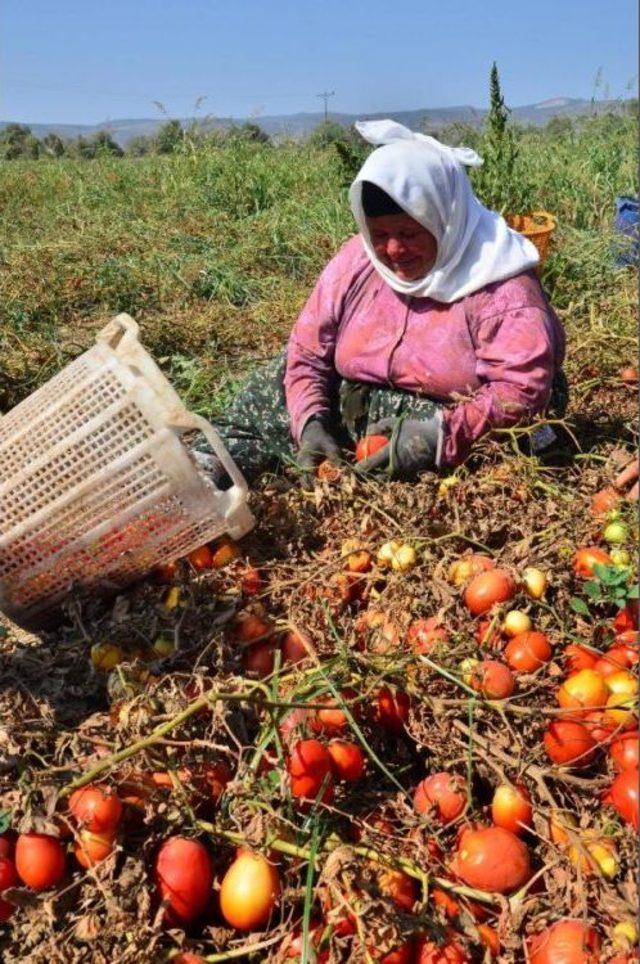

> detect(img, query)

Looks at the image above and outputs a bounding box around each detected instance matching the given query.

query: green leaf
[627,584,639,599]
[583,582,602,601]
[0,811,11,834]
[570,597,591,616]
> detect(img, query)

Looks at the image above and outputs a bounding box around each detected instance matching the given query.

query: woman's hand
[614,457,639,501]
[297,417,341,484]
[355,414,442,479]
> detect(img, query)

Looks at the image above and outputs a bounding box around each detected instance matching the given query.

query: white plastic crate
[0,313,254,627]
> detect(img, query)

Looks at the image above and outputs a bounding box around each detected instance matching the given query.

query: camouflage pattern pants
[206,350,569,482]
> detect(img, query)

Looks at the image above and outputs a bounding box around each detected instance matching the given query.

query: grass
[0,112,636,419]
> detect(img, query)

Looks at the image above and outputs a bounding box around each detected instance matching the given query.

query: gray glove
[297,417,341,483]
[355,414,442,479]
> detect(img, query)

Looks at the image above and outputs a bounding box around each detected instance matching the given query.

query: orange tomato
[316,460,341,482]
[594,647,635,678]
[620,366,639,383]
[573,546,613,578]
[463,570,516,615]
[477,923,500,957]
[504,631,552,672]
[563,643,598,673]
[527,919,601,964]
[491,783,532,835]
[614,605,638,635]
[210,536,239,568]
[432,887,461,919]
[468,660,515,699]
[451,826,531,893]
[15,833,65,890]
[355,434,389,462]
[327,740,365,782]
[376,865,417,911]
[448,554,495,586]
[187,545,214,570]
[219,850,280,931]
[69,784,122,834]
[543,720,597,766]
[590,486,621,517]
[557,669,609,715]
[154,836,213,925]
[287,739,334,803]
[413,772,468,825]
[73,830,116,869]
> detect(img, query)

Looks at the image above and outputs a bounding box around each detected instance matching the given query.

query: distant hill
[1,97,629,147]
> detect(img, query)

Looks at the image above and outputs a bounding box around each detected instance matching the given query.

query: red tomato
[413,772,468,824]
[232,612,273,644]
[0,856,18,922]
[557,670,609,715]
[69,784,123,834]
[376,940,416,963]
[280,630,310,665]
[376,866,417,911]
[609,731,640,772]
[469,660,515,699]
[590,486,621,517]
[154,837,213,925]
[241,641,275,677]
[154,560,178,584]
[203,760,233,804]
[491,783,533,836]
[355,434,389,462]
[527,918,601,963]
[172,954,208,964]
[477,923,500,957]
[463,570,516,616]
[573,546,613,578]
[407,617,449,654]
[475,619,503,650]
[614,605,638,635]
[416,933,470,963]
[219,850,281,931]
[594,647,635,678]
[504,631,552,672]
[543,721,597,766]
[377,686,410,734]
[73,830,116,869]
[563,643,598,673]
[187,545,214,570]
[583,709,614,745]
[0,832,16,860]
[240,565,262,596]
[287,740,334,803]
[15,833,65,890]
[432,887,461,919]
[451,826,531,893]
[310,697,349,735]
[603,767,639,828]
[327,740,365,782]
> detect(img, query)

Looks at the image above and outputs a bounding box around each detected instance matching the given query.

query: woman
[197,120,566,486]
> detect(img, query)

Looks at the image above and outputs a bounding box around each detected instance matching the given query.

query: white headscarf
[349,119,539,303]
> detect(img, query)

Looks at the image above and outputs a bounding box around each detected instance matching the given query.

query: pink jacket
[284,235,565,467]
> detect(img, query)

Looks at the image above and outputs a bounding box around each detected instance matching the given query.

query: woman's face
[366,213,438,281]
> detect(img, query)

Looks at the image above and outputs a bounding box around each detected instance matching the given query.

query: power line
[316,90,335,122]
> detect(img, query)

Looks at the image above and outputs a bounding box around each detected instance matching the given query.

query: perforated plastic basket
[0,313,254,627]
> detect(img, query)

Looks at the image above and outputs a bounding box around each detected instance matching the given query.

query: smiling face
[366,213,438,281]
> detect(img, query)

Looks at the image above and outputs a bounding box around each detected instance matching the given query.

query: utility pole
[316,90,335,122]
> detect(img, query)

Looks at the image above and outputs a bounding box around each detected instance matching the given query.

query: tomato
[548,809,578,847]
[468,660,515,699]
[448,554,495,587]
[0,856,18,922]
[607,671,639,700]
[594,647,634,678]
[413,772,468,824]
[327,740,365,782]
[376,865,417,911]
[432,887,461,919]
[0,832,16,860]
[283,921,324,959]
[603,767,639,828]
[573,546,613,578]
[310,697,349,735]
[614,630,640,659]
[172,954,207,964]
[355,434,389,462]
[232,612,273,644]
[527,918,601,964]
[475,619,503,650]
[521,566,547,600]
[376,940,416,963]
[155,837,212,925]
[280,630,310,665]
[15,833,65,890]
[477,923,500,957]
[491,783,532,835]
[502,610,532,637]
[416,932,470,962]
[591,486,621,517]
[240,565,262,596]
[557,669,609,715]
[187,545,214,570]
[505,631,552,672]
[73,830,116,869]
[463,570,516,615]
[620,366,639,383]
[69,784,123,834]
[210,536,239,569]
[543,721,597,766]
[408,617,448,654]
[610,731,640,772]
[117,770,156,827]
[377,686,410,734]
[563,643,598,673]
[203,760,233,804]
[615,605,638,635]
[219,850,281,931]
[583,709,614,745]
[154,560,178,584]
[287,740,334,803]
[241,641,275,677]
[451,826,531,893]
[604,692,638,729]
[316,459,342,482]
[344,548,373,574]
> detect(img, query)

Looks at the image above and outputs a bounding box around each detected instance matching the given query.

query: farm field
[0,112,637,962]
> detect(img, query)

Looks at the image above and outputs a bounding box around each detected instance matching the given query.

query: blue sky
[2,0,637,124]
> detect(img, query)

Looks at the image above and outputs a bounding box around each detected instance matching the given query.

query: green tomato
[607,508,622,522]
[603,521,629,545]
[610,548,631,567]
